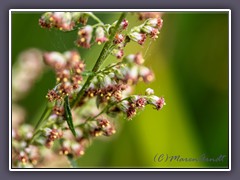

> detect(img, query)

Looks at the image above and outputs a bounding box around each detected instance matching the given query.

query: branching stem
[30,12,127,145]
[71,12,127,108]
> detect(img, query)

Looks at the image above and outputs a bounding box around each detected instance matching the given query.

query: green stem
[29,130,42,145]
[64,12,104,33]
[71,12,127,108]
[97,61,123,74]
[86,12,104,25]
[29,12,127,145]
[33,106,51,131]
[84,96,131,122]
[92,23,103,28]
[29,105,52,144]
[88,104,110,121]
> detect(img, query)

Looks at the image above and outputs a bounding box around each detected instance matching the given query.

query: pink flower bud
[139,66,154,82]
[44,52,66,70]
[76,25,93,48]
[125,53,145,65]
[146,17,163,29]
[120,19,129,30]
[113,34,124,44]
[129,32,147,45]
[141,26,159,39]
[147,96,166,110]
[112,49,124,59]
[145,88,154,95]
[95,26,108,45]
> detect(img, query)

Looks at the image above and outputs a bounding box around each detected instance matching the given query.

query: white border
[9,9,231,171]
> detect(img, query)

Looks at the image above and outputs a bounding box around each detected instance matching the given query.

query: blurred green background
[12,12,229,168]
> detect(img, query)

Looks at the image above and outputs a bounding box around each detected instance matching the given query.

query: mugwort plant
[12,12,166,168]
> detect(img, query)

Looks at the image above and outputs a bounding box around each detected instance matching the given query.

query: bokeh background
[11,12,229,168]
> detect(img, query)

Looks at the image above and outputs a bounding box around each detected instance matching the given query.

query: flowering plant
[12,12,165,168]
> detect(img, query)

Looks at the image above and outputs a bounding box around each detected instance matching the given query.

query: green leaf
[96,95,101,109]
[64,96,77,137]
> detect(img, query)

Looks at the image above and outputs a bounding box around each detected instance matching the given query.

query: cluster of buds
[39,12,90,31]
[76,18,128,51]
[12,125,41,168]
[12,49,44,101]
[121,53,154,84]
[44,128,63,148]
[87,83,127,103]
[90,118,116,137]
[12,12,167,168]
[115,88,166,119]
[129,15,163,45]
[82,52,154,108]
[44,50,85,101]
[79,53,154,114]
[112,33,125,59]
[111,19,129,59]
[112,18,129,31]
[12,122,70,167]
[76,25,110,48]
[12,49,46,167]
[43,51,86,145]
[76,25,93,48]
[57,116,115,159]
[59,140,85,157]
[138,12,163,21]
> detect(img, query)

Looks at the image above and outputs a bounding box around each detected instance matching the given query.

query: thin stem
[64,13,104,33]
[92,23,103,28]
[71,12,127,108]
[29,104,52,144]
[85,96,132,122]
[97,61,124,74]
[29,12,127,145]
[29,130,42,144]
[86,12,104,25]
[34,105,52,132]
[88,104,111,121]
[92,13,126,72]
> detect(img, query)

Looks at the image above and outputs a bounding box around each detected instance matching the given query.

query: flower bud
[139,66,154,82]
[118,100,129,113]
[44,52,66,70]
[147,96,166,110]
[71,143,85,156]
[138,12,162,20]
[48,114,58,122]
[95,26,108,45]
[125,53,145,65]
[78,13,89,25]
[141,26,159,39]
[120,19,129,30]
[145,17,163,29]
[71,12,81,22]
[112,49,124,59]
[60,12,74,31]
[76,25,93,48]
[113,34,124,44]
[127,106,137,119]
[39,12,53,29]
[135,97,147,108]
[145,88,154,95]
[129,32,146,45]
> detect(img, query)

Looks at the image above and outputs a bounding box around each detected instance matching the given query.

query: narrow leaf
[96,95,101,109]
[64,96,77,137]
